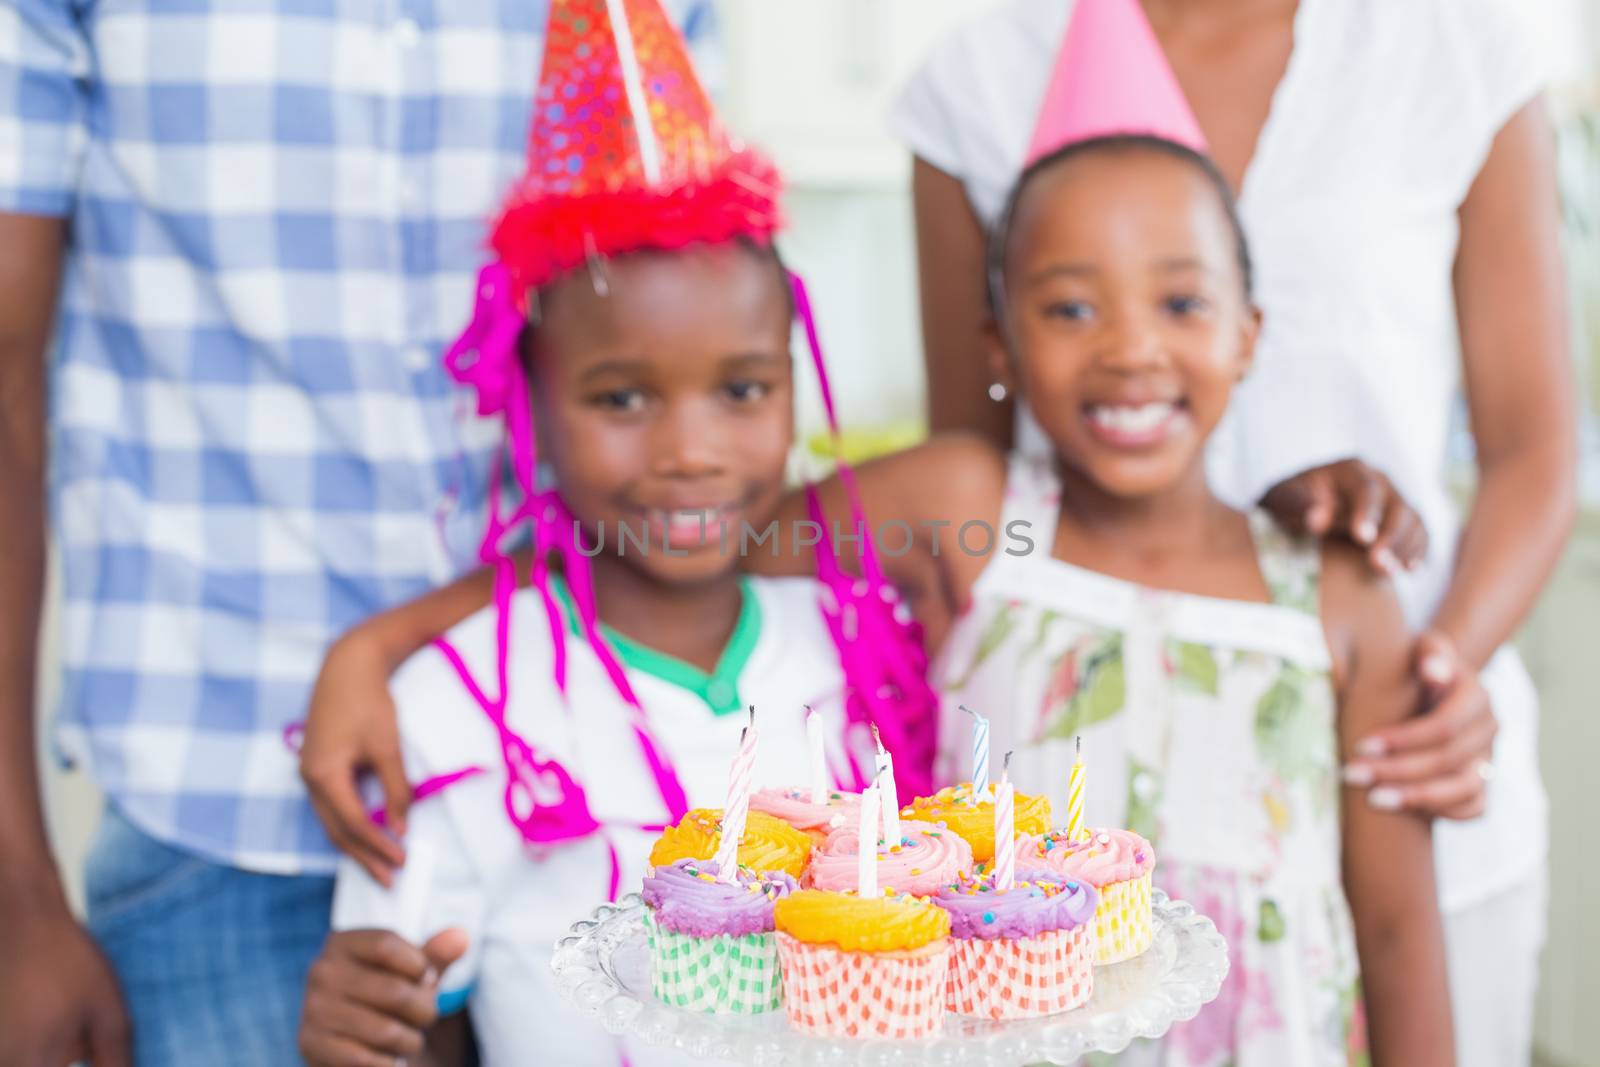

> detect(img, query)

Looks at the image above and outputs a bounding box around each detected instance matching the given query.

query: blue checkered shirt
[2,0,719,874]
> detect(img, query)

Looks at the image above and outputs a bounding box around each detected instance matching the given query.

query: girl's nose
[652,401,727,476]
[1097,312,1165,370]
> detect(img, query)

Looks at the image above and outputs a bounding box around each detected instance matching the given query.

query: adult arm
[1354,98,1576,790]
[1322,545,1453,1066]
[0,213,130,1065]
[911,158,1013,448]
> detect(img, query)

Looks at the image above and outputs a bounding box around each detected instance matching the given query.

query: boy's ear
[1236,304,1264,381]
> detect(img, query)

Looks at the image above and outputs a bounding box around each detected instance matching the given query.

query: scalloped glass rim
[551,889,1229,1066]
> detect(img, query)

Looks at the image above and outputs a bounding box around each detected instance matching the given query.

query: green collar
[547,575,761,716]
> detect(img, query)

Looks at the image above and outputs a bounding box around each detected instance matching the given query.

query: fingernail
[1307,506,1331,529]
[423,966,439,986]
[1368,787,1404,811]
[1422,655,1452,684]
[1341,764,1374,787]
[1355,520,1378,544]
[1373,547,1397,574]
[1356,737,1386,758]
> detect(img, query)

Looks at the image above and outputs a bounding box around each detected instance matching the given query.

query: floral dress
[938,456,1367,1067]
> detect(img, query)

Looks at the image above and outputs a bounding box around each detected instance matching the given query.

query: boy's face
[993,149,1259,500]
[529,243,794,586]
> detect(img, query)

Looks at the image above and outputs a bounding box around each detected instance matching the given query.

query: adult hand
[1342,630,1497,820]
[301,631,412,886]
[1261,459,1428,575]
[299,928,468,1067]
[0,894,129,1066]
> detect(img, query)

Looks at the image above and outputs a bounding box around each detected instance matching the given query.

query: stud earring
[988,382,1008,402]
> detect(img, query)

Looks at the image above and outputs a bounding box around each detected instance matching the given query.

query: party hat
[490,0,781,297]
[1026,0,1207,164]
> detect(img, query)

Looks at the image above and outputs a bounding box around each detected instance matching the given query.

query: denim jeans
[85,805,334,1066]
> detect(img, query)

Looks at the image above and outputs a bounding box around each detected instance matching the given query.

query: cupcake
[648,808,811,880]
[807,819,973,897]
[903,783,1051,863]
[751,787,861,845]
[934,874,1099,1019]
[1018,828,1156,964]
[641,859,796,1014]
[773,889,951,1039]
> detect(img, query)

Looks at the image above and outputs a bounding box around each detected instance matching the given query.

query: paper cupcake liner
[1092,872,1154,965]
[945,924,1094,1019]
[775,932,948,1038]
[645,913,783,1015]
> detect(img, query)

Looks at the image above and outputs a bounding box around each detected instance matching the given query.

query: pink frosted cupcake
[935,874,1099,1019]
[751,787,860,846]
[807,819,973,897]
[1019,828,1155,964]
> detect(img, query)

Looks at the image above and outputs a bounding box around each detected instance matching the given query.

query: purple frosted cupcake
[935,875,1099,1020]
[641,859,796,1014]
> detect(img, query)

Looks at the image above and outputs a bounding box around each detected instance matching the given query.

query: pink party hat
[1026,0,1207,164]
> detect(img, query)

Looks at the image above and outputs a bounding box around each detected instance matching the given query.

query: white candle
[873,727,901,846]
[995,758,1016,892]
[858,781,881,898]
[960,704,990,802]
[805,707,829,804]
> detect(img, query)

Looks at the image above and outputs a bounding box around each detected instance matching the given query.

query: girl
[295,3,929,1064]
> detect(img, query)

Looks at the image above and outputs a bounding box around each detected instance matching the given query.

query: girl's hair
[987,134,1255,314]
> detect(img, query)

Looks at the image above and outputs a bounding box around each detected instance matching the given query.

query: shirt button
[405,345,433,372]
[705,680,735,709]
[392,17,422,48]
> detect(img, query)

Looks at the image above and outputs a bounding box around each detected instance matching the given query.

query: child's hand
[1341,629,1498,820]
[299,928,468,1067]
[301,630,413,886]
[1261,459,1428,574]
[0,896,128,1067]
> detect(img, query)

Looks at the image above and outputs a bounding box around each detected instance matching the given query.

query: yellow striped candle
[1066,736,1087,841]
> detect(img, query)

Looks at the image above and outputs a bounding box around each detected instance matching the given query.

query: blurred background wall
[35,1,1599,1062]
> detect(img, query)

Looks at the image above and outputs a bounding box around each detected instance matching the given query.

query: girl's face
[992,149,1259,501]
[529,243,794,586]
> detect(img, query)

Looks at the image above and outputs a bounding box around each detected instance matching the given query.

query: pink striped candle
[994,755,1016,891]
[713,708,759,883]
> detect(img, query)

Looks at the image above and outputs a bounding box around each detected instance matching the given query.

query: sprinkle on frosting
[642,859,796,938]
[808,818,972,897]
[934,874,1099,940]
[750,787,861,834]
[902,783,1051,863]
[1017,827,1155,886]
[774,889,951,952]
[648,808,812,879]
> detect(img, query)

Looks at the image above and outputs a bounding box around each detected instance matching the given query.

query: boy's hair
[987,134,1255,315]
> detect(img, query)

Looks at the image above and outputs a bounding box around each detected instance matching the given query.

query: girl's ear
[983,315,1016,399]
[1235,304,1264,381]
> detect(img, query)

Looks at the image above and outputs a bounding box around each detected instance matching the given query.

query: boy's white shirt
[332,575,859,1066]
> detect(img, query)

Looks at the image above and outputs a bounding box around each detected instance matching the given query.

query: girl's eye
[723,379,771,403]
[593,388,646,413]
[1163,294,1209,317]
[1045,300,1095,322]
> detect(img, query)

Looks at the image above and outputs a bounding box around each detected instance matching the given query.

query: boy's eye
[723,379,771,403]
[1044,300,1095,322]
[1163,294,1209,317]
[592,388,646,412]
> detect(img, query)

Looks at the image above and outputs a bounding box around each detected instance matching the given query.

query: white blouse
[891,0,1549,909]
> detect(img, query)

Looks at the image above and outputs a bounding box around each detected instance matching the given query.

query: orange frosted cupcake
[774,889,951,1039]
[903,783,1051,863]
[647,808,811,880]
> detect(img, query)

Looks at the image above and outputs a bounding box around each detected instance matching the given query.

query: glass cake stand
[551,889,1228,1066]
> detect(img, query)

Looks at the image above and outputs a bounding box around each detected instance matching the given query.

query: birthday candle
[1067,735,1087,841]
[872,725,901,845]
[805,706,829,804]
[959,705,990,802]
[995,753,1016,891]
[858,775,881,898]
[712,708,758,883]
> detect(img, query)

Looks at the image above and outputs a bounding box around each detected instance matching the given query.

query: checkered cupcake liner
[945,924,1095,1020]
[1093,872,1154,965]
[645,913,783,1015]
[775,932,948,1039]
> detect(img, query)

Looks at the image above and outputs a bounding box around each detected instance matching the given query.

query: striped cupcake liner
[775,933,948,1039]
[1093,872,1154,965]
[945,924,1094,1019]
[645,913,783,1015]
